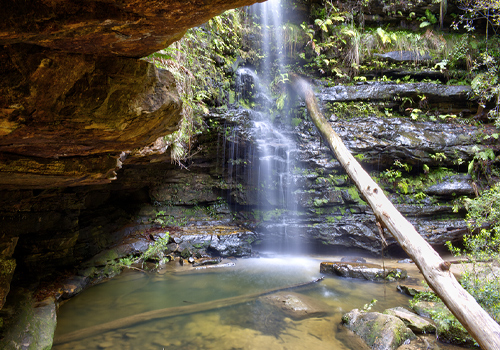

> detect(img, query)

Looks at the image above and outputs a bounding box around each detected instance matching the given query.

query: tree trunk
[290,75,500,349]
[53,277,323,345]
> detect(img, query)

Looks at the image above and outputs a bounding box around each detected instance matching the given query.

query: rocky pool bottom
[47,257,467,350]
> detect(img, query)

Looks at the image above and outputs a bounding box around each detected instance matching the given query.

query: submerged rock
[320,262,407,281]
[342,309,416,350]
[258,291,330,320]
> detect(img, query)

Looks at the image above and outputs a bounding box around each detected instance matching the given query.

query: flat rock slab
[342,309,416,350]
[258,291,330,320]
[384,307,436,334]
[320,262,407,281]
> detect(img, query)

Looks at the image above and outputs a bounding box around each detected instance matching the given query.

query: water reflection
[53,257,419,350]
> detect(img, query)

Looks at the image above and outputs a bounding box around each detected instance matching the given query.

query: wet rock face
[0,0,264,57]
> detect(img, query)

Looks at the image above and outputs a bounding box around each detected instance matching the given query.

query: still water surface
[52,257,452,350]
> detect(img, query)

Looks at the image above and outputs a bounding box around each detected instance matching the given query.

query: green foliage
[363,299,377,311]
[110,233,171,273]
[142,234,171,262]
[468,145,497,182]
[452,0,500,33]
[144,9,249,165]
[313,198,329,207]
[412,184,500,343]
[418,9,438,28]
[470,52,500,122]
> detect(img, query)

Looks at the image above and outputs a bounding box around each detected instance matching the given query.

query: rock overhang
[0,0,264,189]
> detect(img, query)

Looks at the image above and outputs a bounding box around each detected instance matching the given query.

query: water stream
[54,257,419,350]
[51,2,466,349]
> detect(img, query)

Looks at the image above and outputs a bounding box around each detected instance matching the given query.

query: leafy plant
[468,145,496,182]
[144,9,249,166]
[446,182,500,323]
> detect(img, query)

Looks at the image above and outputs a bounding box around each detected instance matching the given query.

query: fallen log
[290,74,500,349]
[53,276,323,345]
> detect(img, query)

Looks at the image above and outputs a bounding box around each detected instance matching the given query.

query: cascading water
[230,0,304,255]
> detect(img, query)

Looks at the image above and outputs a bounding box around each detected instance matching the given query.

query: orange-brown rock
[0,0,264,57]
[0,44,181,188]
[0,0,263,188]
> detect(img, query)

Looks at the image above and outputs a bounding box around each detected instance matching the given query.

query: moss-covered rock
[0,290,57,350]
[383,307,436,334]
[342,308,416,350]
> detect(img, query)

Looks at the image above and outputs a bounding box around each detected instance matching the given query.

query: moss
[0,259,16,276]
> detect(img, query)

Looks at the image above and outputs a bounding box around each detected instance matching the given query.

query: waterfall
[228,0,303,255]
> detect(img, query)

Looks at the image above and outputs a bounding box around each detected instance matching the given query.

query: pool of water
[52,256,452,350]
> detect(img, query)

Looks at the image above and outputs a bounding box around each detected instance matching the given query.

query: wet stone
[397,284,429,297]
[61,275,89,299]
[320,262,407,281]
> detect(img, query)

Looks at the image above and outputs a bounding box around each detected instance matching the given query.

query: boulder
[320,262,407,281]
[383,307,436,334]
[342,309,416,350]
[0,290,57,350]
[258,291,330,320]
[172,225,256,257]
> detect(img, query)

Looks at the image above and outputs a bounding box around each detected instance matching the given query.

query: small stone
[97,341,114,348]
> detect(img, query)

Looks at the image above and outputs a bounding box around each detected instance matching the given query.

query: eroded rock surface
[0,45,182,188]
[0,0,264,57]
